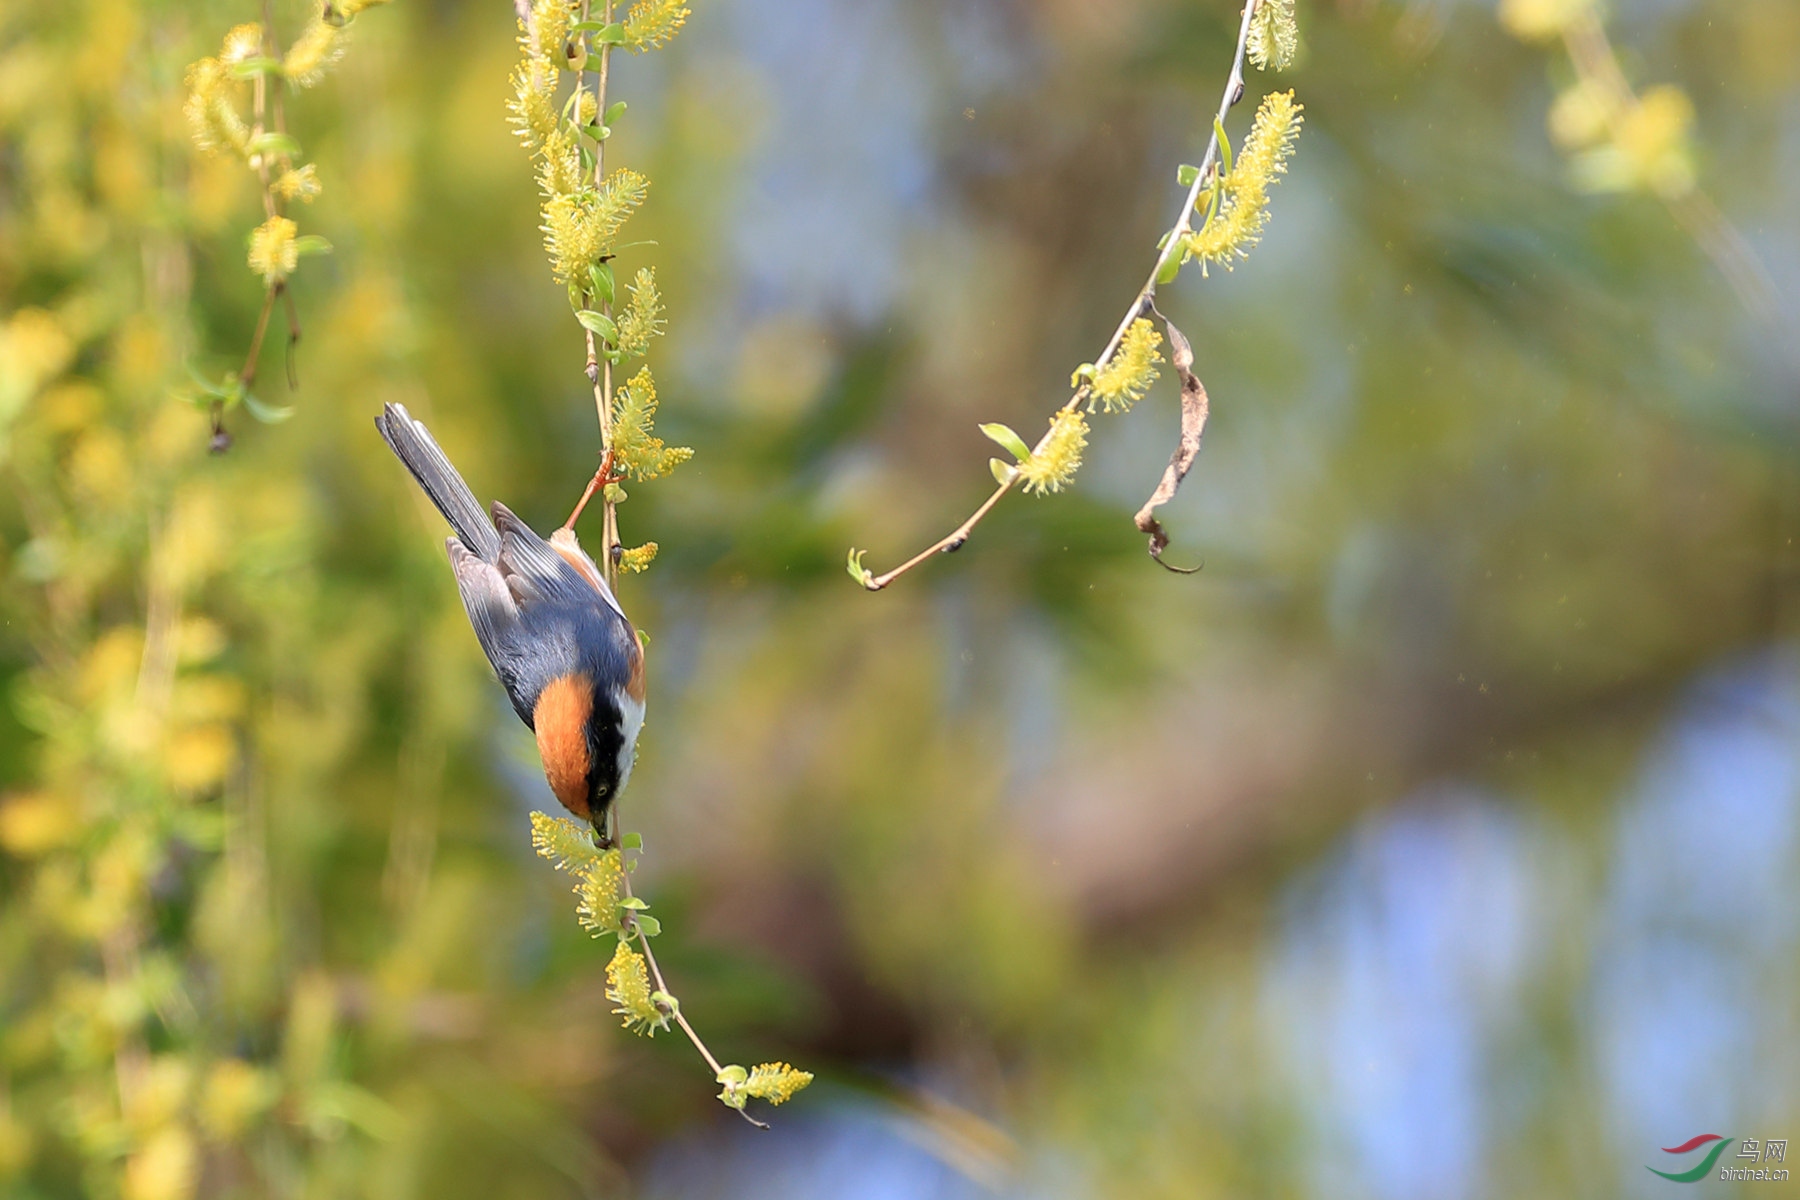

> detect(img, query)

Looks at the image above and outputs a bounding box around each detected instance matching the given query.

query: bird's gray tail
[376,403,501,562]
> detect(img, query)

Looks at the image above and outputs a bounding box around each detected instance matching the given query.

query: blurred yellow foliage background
[2,0,1799,1197]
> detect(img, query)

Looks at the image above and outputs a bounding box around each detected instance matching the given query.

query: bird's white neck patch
[613,687,645,790]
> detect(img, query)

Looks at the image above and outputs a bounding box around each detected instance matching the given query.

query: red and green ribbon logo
[1650,1134,1735,1182]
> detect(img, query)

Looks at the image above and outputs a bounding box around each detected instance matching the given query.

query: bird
[375,402,644,833]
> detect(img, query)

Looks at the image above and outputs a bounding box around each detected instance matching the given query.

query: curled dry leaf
[1132,312,1209,573]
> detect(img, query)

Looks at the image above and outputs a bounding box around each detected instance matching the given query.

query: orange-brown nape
[534,673,593,820]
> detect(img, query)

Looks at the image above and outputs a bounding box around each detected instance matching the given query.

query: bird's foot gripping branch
[847,0,1303,590]
[505,0,811,1123]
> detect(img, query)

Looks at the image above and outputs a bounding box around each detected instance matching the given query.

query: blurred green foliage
[1,0,1797,1196]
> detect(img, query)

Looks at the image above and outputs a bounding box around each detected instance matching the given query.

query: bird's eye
[595,783,610,798]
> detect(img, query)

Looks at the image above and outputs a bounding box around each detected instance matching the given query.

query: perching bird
[376,403,644,831]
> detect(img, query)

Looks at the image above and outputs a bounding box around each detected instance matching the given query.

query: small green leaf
[594,22,627,44]
[649,990,678,1017]
[243,392,295,424]
[1213,116,1234,177]
[989,457,1017,486]
[633,914,661,938]
[847,547,875,588]
[186,364,230,400]
[617,896,650,911]
[589,262,615,306]
[246,131,301,159]
[220,377,246,410]
[293,235,332,258]
[1155,251,1181,285]
[978,422,1032,463]
[634,629,650,649]
[715,1065,749,1086]
[603,100,628,126]
[621,832,643,850]
[1177,163,1200,187]
[570,19,609,31]
[229,56,284,79]
[576,310,619,343]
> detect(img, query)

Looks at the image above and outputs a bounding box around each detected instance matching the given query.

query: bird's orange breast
[534,673,593,819]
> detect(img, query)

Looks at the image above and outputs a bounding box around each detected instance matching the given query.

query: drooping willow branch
[530,816,812,1127]
[848,0,1301,590]
[509,0,809,1125]
[181,1,388,448]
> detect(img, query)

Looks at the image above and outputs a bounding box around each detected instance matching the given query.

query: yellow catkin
[574,849,623,935]
[611,368,694,481]
[1018,410,1088,496]
[1183,89,1302,273]
[274,164,321,203]
[618,543,659,573]
[537,127,583,198]
[183,58,247,156]
[1498,0,1594,41]
[605,941,664,1034]
[616,267,664,357]
[1248,0,1298,71]
[529,811,595,865]
[622,0,690,50]
[507,61,560,156]
[529,812,621,934]
[540,168,647,284]
[219,23,263,65]
[333,0,392,18]
[282,20,341,86]
[247,216,298,284]
[1088,318,1163,413]
[744,1063,813,1106]
[527,0,572,63]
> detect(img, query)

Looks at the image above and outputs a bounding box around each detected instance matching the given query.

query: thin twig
[220,5,296,443]
[240,284,279,389]
[282,285,302,389]
[858,0,1265,591]
[616,857,769,1128]
[574,0,624,588]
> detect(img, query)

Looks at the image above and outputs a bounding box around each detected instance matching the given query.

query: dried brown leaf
[1132,312,1209,573]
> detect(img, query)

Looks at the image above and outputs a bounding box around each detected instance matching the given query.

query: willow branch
[857,0,1265,591]
[616,861,769,1129]
[231,9,294,407]
[575,0,623,587]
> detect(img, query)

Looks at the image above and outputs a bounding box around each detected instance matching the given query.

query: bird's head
[534,672,640,829]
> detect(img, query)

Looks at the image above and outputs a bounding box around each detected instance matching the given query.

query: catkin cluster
[531,814,813,1118]
[180,2,391,443]
[846,0,1304,590]
[507,0,693,573]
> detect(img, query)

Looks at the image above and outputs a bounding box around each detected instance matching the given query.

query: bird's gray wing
[446,535,521,661]
[490,502,600,611]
